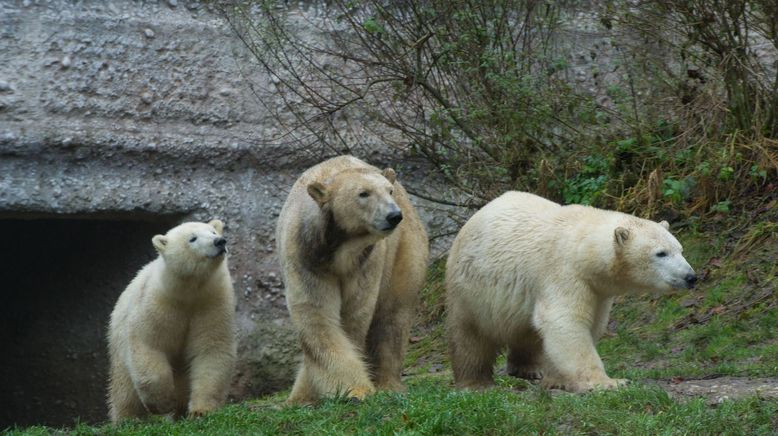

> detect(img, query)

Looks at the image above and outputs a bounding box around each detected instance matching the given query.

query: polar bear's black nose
[386,210,403,228]
[685,274,697,288]
[214,237,227,248]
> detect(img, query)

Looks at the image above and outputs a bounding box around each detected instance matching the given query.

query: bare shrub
[220,0,776,217]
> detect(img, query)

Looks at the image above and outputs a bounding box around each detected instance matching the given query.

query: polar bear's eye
[389,189,394,195]
[189,236,197,243]
[656,251,668,258]
[359,191,370,198]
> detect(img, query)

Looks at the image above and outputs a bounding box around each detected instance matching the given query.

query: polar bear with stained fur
[108,220,236,423]
[277,155,428,404]
[446,192,696,392]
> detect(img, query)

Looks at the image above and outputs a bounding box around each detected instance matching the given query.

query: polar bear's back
[448,191,562,272]
[445,192,567,340]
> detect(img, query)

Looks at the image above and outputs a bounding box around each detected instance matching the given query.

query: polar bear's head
[307,167,402,236]
[614,219,696,293]
[152,220,227,276]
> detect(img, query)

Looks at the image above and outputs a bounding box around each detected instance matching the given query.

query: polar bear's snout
[663,255,696,290]
[215,236,227,253]
[375,201,402,232]
[386,210,403,229]
[212,237,227,256]
[684,272,697,289]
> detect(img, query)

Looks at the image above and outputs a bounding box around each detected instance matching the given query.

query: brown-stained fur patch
[297,206,349,272]
[358,245,374,267]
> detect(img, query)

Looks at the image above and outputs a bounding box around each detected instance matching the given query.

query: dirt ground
[651,376,778,404]
[495,368,778,404]
[421,364,778,404]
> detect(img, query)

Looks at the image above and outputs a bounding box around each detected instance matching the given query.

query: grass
[6,211,776,435]
[9,376,778,435]
[404,259,448,376]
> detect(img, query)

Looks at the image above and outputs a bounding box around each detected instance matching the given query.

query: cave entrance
[0,217,180,429]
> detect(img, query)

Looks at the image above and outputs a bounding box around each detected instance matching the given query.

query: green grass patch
[404,258,449,375]
[9,377,777,435]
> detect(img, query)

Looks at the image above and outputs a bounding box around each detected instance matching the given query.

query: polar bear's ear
[152,235,168,253]
[382,168,396,184]
[208,219,225,235]
[307,181,330,206]
[659,220,670,230]
[614,227,630,247]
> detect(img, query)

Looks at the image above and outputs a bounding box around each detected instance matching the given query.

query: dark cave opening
[0,217,179,429]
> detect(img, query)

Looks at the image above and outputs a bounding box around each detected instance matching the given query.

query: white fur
[108,220,236,422]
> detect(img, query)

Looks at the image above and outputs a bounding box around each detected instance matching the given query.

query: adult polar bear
[446,192,696,392]
[277,156,428,404]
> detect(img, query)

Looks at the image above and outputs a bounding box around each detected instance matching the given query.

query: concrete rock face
[0,0,426,428]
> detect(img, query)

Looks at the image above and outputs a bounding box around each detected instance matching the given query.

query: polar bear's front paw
[506,363,544,380]
[188,397,222,418]
[574,377,630,392]
[541,376,629,392]
[347,384,375,401]
[584,377,629,391]
[188,408,212,419]
[607,378,630,389]
[539,375,566,390]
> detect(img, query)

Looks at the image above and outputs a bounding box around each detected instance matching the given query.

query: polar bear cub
[107,220,236,423]
[446,192,696,392]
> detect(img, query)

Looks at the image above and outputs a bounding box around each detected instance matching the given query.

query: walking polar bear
[108,220,236,423]
[446,192,696,392]
[277,156,428,404]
